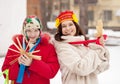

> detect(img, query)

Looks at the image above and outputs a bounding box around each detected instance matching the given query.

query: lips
[29,37,36,42]
[65,30,74,35]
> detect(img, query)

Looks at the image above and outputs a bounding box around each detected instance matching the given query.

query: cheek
[62,29,66,34]
[73,28,76,33]
[37,31,40,35]
[71,27,77,35]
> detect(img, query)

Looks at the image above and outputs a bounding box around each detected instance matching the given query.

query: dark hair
[54,21,88,41]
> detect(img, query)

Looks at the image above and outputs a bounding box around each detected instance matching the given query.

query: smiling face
[22,16,42,43]
[25,28,40,43]
[61,20,76,36]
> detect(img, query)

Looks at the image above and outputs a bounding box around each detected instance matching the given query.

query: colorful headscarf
[22,15,43,35]
[55,10,78,28]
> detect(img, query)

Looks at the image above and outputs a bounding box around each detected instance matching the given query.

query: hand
[99,36,105,46]
[18,54,32,66]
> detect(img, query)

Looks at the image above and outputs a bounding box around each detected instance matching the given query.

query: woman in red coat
[2,15,60,84]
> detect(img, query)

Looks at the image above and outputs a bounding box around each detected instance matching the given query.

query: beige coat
[53,36,109,84]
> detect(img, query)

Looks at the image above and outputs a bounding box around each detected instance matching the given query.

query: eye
[26,29,31,33]
[69,23,74,26]
[62,25,66,28]
[34,29,39,32]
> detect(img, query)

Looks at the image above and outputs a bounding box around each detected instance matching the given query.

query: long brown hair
[54,21,87,41]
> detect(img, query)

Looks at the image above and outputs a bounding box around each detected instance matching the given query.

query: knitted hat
[55,10,78,28]
[22,15,43,35]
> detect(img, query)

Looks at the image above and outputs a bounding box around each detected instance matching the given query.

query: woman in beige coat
[53,10,109,84]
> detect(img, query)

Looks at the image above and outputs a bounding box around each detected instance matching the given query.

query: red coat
[2,34,60,84]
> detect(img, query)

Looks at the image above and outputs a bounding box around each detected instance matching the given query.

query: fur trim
[12,34,23,46]
[12,32,51,45]
[40,32,51,45]
[61,35,85,42]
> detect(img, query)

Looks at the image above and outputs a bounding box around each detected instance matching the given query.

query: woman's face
[61,20,76,36]
[25,28,40,43]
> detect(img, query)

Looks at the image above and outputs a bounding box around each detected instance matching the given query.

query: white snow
[0,58,5,84]
[0,0,26,55]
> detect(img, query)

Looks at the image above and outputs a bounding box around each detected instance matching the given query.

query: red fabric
[57,10,73,23]
[2,34,60,84]
[69,35,107,46]
[95,34,107,46]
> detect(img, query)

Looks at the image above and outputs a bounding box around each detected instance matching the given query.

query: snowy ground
[0,45,120,84]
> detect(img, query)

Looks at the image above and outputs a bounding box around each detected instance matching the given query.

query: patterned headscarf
[55,10,78,28]
[22,15,43,35]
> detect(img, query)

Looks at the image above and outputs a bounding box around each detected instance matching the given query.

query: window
[61,3,67,9]
[88,11,94,21]
[87,0,98,4]
[103,10,112,22]
[54,4,59,10]
[74,0,79,5]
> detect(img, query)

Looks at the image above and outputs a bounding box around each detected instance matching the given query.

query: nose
[66,25,70,30]
[30,31,36,37]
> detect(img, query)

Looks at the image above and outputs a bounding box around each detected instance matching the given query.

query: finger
[21,55,27,62]
[20,59,26,65]
[18,57,21,64]
[24,54,32,60]
[18,55,23,63]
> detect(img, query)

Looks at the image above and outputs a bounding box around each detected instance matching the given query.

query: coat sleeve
[88,43,110,74]
[28,44,60,79]
[54,42,108,76]
[2,45,20,80]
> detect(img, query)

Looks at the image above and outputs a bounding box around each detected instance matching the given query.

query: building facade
[27,0,120,30]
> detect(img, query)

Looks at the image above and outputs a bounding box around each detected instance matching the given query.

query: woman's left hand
[18,54,32,66]
[99,36,105,46]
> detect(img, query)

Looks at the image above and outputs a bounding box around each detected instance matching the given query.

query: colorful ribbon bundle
[0,69,9,84]
[69,34,107,45]
[7,36,41,83]
[69,20,107,46]
[16,38,41,83]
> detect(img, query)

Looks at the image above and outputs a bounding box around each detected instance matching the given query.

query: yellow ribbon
[0,69,9,84]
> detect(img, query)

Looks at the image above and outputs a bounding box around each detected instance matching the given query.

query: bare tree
[60,0,70,12]
[39,0,47,31]
[78,0,88,34]
[40,0,53,31]
[46,0,53,21]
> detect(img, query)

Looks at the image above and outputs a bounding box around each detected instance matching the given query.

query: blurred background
[0,0,120,84]
[0,0,120,55]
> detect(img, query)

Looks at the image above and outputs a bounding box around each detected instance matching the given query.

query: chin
[70,33,75,36]
[29,40,36,43]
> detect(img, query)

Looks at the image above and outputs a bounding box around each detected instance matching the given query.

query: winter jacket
[53,36,109,84]
[2,34,60,84]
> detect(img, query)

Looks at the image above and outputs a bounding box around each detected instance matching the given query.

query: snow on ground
[0,57,5,84]
[0,45,120,84]
[98,46,120,84]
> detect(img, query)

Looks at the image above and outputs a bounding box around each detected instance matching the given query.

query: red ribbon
[69,35,107,46]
